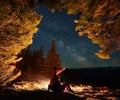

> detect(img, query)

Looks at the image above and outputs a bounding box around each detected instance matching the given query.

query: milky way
[30,3,120,68]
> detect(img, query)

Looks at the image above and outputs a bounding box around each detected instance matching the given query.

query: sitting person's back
[48,67,73,93]
[48,67,61,92]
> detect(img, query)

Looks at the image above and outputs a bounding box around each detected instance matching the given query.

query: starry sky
[30,3,120,68]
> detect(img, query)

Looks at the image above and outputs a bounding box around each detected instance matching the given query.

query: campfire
[12,79,49,91]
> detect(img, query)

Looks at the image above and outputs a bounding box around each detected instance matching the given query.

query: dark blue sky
[30,3,120,68]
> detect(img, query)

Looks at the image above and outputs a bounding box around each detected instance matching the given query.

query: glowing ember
[71,84,92,92]
[70,85,120,100]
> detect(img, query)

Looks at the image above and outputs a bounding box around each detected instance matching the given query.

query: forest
[0,0,120,86]
[17,40,61,81]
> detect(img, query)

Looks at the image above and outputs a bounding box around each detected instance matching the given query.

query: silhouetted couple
[48,67,73,93]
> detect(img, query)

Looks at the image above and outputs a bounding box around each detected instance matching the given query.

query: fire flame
[13,79,49,91]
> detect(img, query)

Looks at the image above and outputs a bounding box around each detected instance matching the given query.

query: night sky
[30,3,120,68]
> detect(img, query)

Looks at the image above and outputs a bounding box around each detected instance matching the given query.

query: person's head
[53,66,57,70]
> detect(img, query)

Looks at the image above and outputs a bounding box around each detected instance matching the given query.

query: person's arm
[56,68,65,75]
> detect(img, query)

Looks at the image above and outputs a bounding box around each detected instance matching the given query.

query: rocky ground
[0,88,82,100]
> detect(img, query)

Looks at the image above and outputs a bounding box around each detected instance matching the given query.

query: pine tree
[32,46,44,75]
[16,47,33,80]
[45,40,62,77]
[37,46,44,72]
[0,0,42,85]
[16,41,62,80]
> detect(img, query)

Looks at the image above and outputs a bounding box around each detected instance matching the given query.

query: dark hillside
[61,67,120,88]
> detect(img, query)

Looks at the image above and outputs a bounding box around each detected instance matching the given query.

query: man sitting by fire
[48,67,73,93]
